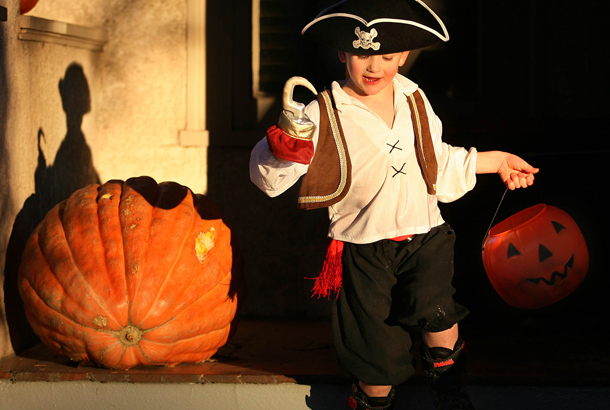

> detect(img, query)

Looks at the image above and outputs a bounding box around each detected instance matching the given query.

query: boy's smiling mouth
[363,76,381,84]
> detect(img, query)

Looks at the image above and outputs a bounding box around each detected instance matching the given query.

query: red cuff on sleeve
[266,125,314,165]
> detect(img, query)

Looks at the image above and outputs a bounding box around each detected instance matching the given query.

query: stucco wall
[0,0,199,358]
[0,0,100,358]
[31,0,205,192]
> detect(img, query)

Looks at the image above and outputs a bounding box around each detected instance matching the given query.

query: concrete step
[3,378,610,410]
[1,320,609,410]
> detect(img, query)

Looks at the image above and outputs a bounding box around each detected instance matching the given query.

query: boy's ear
[399,51,410,67]
[338,51,347,63]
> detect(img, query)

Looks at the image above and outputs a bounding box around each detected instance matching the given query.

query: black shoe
[421,339,475,410]
[348,383,396,410]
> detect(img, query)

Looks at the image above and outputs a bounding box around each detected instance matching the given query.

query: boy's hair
[302,0,449,55]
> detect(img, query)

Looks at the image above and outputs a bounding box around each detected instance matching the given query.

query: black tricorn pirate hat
[302,0,449,54]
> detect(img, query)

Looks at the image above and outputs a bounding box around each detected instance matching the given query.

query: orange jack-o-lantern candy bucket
[482,204,589,310]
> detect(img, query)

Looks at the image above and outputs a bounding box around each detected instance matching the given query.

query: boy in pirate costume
[250,1,538,409]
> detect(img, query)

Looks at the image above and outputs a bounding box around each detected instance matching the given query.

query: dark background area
[205,0,609,349]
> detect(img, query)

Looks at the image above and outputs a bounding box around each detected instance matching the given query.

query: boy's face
[338,51,410,97]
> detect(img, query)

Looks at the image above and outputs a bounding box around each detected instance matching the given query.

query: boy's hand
[476,151,539,190]
[497,153,539,190]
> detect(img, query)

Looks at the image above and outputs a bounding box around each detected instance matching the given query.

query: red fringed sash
[309,235,414,299]
[310,239,344,300]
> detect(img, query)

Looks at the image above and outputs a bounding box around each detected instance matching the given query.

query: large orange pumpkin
[482,204,588,310]
[18,176,245,369]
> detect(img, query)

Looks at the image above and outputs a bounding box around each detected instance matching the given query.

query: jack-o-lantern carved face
[482,204,589,309]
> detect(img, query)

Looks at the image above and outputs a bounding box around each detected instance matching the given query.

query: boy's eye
[382,56,393,61]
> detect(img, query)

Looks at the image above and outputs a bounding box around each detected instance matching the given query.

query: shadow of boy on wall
[4,63,100,353]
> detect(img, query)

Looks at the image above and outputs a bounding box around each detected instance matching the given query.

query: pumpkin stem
[119,325,143,346]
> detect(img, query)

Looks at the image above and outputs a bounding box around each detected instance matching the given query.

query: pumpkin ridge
[114,346,129,369]
[21,278,132,365]
[141,275,236,343]
[151,222,231,325]
[167,270,234,322]
[22,274,98,334]
[57,237,124,331]
[140,277,237,346]
[26,281,136,339]
[23,308,87,360]
[20,276,67,329]
[119,184,155,326]
[140,316,177,335]
[136,343,156,366]
[133,196,198,329]
[139,233,225,328]
[85,338,123,365]
[25,264,157,359]
[24,235,68,314]
[21,276,107,336]
[91,338,121,356]
[138,326,233,364]
[140,324,230,345]
[96,182,130,325]
[27,218,74,319]
[37,211,123,331]
[61,190,128,330]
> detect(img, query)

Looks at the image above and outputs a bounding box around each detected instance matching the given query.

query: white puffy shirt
[250,74,478,244]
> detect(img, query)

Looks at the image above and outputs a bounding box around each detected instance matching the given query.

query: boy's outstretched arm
[476,151,539,190]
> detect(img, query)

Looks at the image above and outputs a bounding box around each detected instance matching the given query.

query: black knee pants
[332,223,469,386]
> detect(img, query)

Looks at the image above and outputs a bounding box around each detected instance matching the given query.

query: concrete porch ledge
[0,320,342,385]
[2,319,609,386]
[1,320,610,410]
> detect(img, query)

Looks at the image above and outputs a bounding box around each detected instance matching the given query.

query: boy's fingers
[504,172,530,190]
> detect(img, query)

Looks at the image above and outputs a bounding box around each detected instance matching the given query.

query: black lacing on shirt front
[392,163,406,177]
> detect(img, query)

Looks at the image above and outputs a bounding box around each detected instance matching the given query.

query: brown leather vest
[297,88,437,210]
